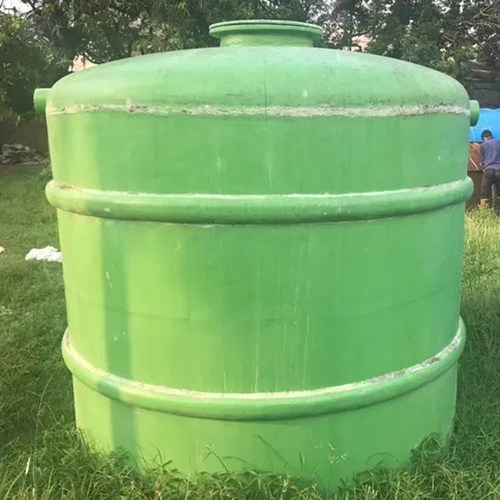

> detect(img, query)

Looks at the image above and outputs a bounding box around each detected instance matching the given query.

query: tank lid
[209,19,323,47]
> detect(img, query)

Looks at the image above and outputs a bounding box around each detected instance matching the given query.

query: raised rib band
[62,319,465,421]
[47,178,472,225]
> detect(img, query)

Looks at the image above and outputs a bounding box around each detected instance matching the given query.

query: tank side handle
[470,100,480,127]
[34,88,50,117]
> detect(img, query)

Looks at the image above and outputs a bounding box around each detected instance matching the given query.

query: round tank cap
[209,19,323,47]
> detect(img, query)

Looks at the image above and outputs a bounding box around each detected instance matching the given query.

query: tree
[318,0,372,50]
[14,0,152,63]
[0,11,68,116]
[461,1,500,72]
[360,0,500,79]
[364,1,453,71]
[13,0,328,63]
[5,0,499,87]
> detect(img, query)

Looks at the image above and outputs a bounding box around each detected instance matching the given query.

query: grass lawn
[1,168,500,499]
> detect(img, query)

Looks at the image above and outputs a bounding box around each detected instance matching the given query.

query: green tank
[39,20,474,489]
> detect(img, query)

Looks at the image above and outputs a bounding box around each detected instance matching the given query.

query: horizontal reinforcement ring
[62,319,465,421]
[47,178,472,224]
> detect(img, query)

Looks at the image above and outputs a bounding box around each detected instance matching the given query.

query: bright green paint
[33,88,50,117]
[41,20,472,489]
[210,19,323,47]
[470,100,480,126]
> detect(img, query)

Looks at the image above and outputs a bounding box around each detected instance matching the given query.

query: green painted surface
[470,100,480,126]
[43,20,472,488]
[33,88,50,117]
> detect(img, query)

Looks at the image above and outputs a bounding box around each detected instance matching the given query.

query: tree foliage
[318,0,372,50]
[0,11,68,116]
[363,0,499,79]
[14,0,499,76]
[12,0,328,63]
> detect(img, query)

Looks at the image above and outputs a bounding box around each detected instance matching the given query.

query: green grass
[1,168,500,499]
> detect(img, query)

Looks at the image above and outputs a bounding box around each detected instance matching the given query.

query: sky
[2,0,29,12]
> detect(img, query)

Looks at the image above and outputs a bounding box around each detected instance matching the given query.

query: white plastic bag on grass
[25,246,62,263]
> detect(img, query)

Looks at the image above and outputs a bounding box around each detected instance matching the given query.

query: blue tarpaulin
[469,108,500,142]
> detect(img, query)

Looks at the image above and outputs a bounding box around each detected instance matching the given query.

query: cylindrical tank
[42,20,473,488]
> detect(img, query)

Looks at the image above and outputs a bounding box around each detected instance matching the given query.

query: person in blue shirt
[480,130,500,207]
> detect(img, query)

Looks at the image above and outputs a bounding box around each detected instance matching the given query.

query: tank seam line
[46,103,470,118]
